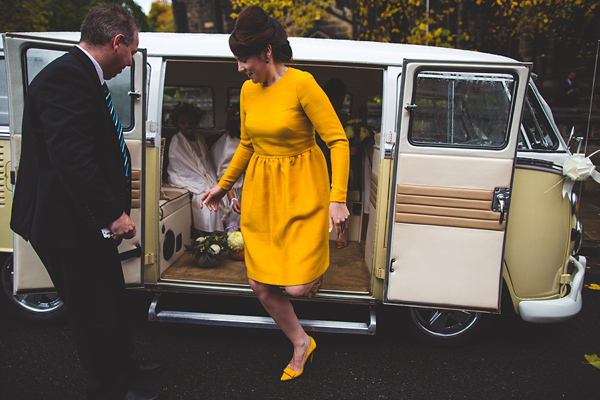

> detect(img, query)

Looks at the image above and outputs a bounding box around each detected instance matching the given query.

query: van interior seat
[159,186,191,221]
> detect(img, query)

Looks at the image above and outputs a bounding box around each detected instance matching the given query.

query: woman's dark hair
[229,5,292,63]
[80,4,139,47]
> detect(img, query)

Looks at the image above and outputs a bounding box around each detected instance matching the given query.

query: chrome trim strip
[515,157,562,174]
[154,279,372,297]
[145,282,376,304]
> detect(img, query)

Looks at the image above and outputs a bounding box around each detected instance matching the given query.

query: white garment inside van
[210,133,244,200]
[167,132,228,232]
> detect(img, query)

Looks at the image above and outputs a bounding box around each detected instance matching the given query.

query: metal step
[148,294,376,335]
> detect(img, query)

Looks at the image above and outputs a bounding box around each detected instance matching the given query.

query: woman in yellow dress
[200,5,349,381]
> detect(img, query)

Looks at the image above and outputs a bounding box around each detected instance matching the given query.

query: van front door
[4,34,147,293]
[385,60,530,311]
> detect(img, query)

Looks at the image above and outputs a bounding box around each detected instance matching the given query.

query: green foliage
[148,0,175,32]
[1,0,150,33]
[229,0,334,37]
[0,0,49,32]
[584,354,600,369]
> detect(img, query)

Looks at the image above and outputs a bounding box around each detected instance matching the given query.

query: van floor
[161,241,371,292]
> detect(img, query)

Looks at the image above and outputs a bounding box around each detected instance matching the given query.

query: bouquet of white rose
[185,233,229,265]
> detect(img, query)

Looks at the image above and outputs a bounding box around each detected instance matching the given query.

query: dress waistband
[252,144,320,159]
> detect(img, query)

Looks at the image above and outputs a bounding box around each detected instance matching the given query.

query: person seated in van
[167,102,237,233]
[210,105,243,215]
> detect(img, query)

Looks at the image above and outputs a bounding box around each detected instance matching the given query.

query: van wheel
[0,255,66,324]
[403,307,488,346]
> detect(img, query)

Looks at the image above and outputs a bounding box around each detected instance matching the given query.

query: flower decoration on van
[344,119,372,147]
[185,233,229,264]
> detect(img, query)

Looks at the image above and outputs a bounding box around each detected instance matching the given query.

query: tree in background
[0,0,49,32]
[1,0,149,33]
[148,0,175,32]
[229,0,335,37]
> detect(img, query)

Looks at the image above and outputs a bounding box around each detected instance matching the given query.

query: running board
[148,294,376,335]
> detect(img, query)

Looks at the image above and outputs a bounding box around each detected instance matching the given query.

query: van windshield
[518,86,560,150]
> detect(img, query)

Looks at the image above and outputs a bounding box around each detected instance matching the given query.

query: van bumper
[518,255,586,323]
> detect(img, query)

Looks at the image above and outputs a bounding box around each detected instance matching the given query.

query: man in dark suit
[11,5,161,400]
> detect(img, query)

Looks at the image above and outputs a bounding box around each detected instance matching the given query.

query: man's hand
[109,212,136,240]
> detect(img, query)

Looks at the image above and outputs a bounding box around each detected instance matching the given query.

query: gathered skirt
[240,145,330,285]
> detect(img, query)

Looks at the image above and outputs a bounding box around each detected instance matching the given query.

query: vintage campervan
[0,32,587,345]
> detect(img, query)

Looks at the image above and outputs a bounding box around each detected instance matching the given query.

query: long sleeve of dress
[296,72,349,203]
[218,87,254,191]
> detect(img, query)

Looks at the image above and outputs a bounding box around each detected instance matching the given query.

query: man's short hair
[80,4,139,47]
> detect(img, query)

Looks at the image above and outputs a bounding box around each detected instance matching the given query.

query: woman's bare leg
[249,277,321,371]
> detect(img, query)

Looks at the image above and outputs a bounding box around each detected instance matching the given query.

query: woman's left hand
[232,199,241,214]
[329,202,350,234]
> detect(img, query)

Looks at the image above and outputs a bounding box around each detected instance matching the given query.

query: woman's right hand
[199,185,227,211]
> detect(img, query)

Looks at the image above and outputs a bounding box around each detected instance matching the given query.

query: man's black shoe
[124,389,160,400]
[131,361,164,380]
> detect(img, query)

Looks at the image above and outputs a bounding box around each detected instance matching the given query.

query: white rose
[196,237,206,243]
[210,244,220,254]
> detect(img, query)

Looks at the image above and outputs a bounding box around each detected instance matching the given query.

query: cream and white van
[0,32,588,345]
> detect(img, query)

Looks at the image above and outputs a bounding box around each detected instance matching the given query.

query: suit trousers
[31,239,134,400]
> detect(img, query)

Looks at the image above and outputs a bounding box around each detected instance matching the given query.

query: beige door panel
[388,223,504,309]
[397,153,514,189]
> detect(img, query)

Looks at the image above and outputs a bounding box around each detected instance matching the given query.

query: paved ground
[2,158,600,399]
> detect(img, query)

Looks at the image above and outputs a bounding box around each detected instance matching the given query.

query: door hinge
[146,120,157,133]
[145,253,157,265]
[559,273,571,285]
[375,267,386,280]
[385,131,394,143]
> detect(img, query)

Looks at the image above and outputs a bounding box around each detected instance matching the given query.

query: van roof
[3,32,516,65]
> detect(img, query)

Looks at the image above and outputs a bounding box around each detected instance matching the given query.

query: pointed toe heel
[280,336,316,381]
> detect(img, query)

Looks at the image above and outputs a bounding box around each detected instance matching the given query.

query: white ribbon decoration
[551,153,600,197]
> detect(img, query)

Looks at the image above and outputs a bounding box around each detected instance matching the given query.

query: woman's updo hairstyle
[229,5,292,63]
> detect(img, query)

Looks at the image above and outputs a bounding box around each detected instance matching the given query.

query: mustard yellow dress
[218,68,349,285]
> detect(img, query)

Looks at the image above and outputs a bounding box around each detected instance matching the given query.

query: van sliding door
[4,34,147,293]
[384,60,530,311]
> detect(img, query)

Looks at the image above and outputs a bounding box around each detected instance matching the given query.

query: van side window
[24,47,135,131]
[0,58,8,129]
[408,70,515,148]
[519,86,559,150]
[227,88,239,110]
[366,94,380,128]
[163,86,214,128]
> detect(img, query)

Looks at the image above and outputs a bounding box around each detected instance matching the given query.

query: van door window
[0,57,8,130]
[24,47,135,131]
[408,70,516,148]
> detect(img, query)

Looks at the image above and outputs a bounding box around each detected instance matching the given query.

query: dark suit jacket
[11,46,131,249]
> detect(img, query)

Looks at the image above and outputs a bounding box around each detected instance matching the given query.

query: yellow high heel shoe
[307,276,323,299]
[280,336,317,381]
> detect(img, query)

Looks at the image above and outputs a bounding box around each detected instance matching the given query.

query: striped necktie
[102,83,130,178]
